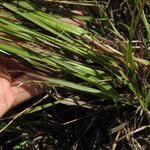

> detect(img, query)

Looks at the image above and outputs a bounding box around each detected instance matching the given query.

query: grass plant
[0,0,150,149]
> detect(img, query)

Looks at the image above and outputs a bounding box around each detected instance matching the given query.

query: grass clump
[0,0,150,149]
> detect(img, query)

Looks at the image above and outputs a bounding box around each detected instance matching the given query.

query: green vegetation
[0,0,150,149]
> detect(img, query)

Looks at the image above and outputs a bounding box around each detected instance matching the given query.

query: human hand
[0,56,43,118]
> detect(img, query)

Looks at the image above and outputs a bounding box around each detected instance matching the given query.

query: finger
[60,10,86,27]
[0,54,31,78]
[11,73,44,107]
